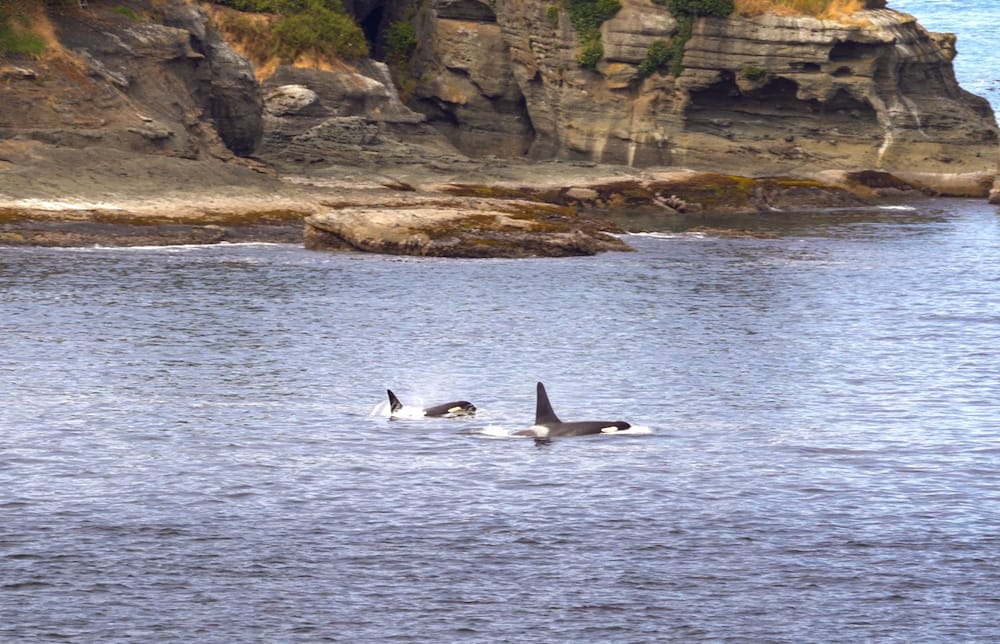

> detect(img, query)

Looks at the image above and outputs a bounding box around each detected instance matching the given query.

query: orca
[516,382,631,438]
[387,389,476,418]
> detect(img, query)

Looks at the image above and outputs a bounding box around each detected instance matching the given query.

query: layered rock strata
[0,0,260,161]
[405,2,996,180]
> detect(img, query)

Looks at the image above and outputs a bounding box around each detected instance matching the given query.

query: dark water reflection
[609,202,958,238]
[2,199,999,641]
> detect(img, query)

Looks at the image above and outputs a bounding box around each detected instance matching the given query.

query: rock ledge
[305,197,632,258]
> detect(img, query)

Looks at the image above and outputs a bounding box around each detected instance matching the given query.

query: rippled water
[3,200,1000,641]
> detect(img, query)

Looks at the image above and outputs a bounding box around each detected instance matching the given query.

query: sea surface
[3,197,1000,641]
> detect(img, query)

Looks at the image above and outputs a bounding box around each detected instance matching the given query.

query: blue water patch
[2,199,1000,640]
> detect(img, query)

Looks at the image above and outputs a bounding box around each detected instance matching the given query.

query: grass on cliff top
[0,0,54,57]
[207,0,367,74]
[734,0,883,18]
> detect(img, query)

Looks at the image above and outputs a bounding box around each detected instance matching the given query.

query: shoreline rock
[304,197,632,258]
[0,149,964,255]
[1,1,996,255]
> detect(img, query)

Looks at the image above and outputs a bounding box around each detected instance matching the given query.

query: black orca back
[423,401,476,417]
[535,382,562,425]
[530,382,631,437]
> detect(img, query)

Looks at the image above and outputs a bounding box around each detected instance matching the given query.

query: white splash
[627,231,705,240]
[369,400,426,419]
[473,425,521,439]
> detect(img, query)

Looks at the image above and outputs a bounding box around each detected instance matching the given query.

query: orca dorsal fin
[534,382,561,425]
[387,389,403,413]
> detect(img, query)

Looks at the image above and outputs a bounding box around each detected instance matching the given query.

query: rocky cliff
[401,1,996,179]
[0,0,260,160]
[1,0,998,209]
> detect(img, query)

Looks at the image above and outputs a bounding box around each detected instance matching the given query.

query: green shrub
[273,0,350,13]
[212,0,367,62]
[739,64,767,81]
[665,0,734,16]
[668,14,692,75]
[0,5,45,57]
[212,0,349,13]
[0,28,46,56]
[111,5,142,21]
[645,0,733,75]
[385,20,416,63]
[637,39,672,77]
[270,5,367,60]
[565,0,621,70]
[546,4,560,28]
[212,0,286,12]
[566,0,621,34]
[577,37,603,70]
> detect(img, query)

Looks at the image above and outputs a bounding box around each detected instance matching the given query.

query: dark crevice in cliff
[684,75,879,141]
[790,62,822,73]
[434,0,498,22]
[829,40,879,62]
[360,6,385,58]
[412,86,535,157]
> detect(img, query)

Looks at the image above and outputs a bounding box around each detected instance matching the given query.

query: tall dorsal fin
[535,382,561,425]
[387,389,403,413]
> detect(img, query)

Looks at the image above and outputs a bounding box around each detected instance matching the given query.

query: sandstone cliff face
[0,0,260,160]
[407,0,535,157]
[3,0,996,196]
[405,2,997,177]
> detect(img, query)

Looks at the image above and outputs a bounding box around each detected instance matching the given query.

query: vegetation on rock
[564,0,621,70]
[637,39,672,78]
[384,19,418,100]
[385,20,417,63]
[733,0,880,18]
[650,0,734,75]
[209,0,367,65]
[0,2,46,56]
[546,4,560,27]
[664,0,735,17]
[739,64,767,81]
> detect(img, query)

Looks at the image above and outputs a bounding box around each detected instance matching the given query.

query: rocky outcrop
[993,155,1000,203]
[160,1,263,155]
[404,2,997,183]
[0,0,260,160]
[305,195,632,257]
[407,0,535,157]
[255,59,454,167]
